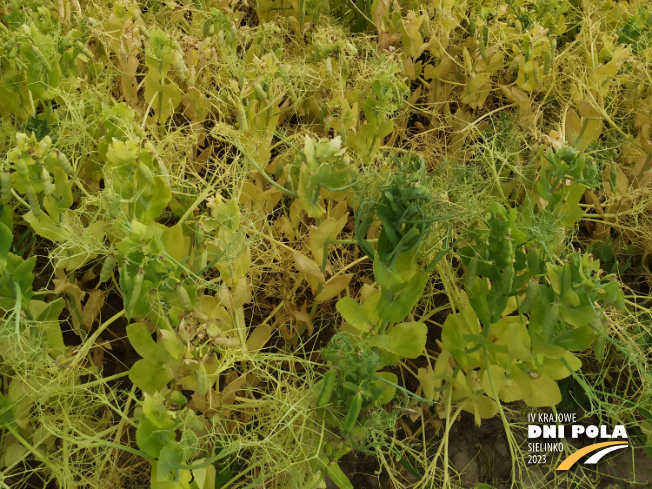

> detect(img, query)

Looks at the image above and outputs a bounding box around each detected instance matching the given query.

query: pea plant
[1,0,651,488]
[419,148,624,424]
[307,156,451,487]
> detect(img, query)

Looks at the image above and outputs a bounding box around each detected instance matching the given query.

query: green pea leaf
[377,271,429,323]
[129,358,174,394]
[0,222,11,269]
[150,463,193,489]
[552,325,596,351]
[369,322,427,359]
[441,306,482,368]
[373,252,404,289]
[336,296,373,332]
[159,330,186,360]
[161,224,189,263]
[559,304,598,328]
[30,298,66,358]
[136,417,175,459]
[326,461,353,489]
[156,445,182,482]
[127,323,167,361]
[140,177,172,223]
[375,372,398,404]
[536,352,581,380]
[144,73,182,124]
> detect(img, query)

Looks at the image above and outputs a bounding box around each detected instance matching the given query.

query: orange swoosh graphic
[556,441,628,470]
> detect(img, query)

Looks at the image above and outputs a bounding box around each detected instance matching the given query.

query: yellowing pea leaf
[181,87,210,124]
[461,72,491,109]
[308,214,348,261]
[314,274,353,302]
[246,324,271,352]
[303,135,316,165]
[23,210,67,243]
[423,58,452,80]
[297,165,325,218]
[39,320,65,358]
[565,109,603,151]
[375,372,398,404]
[197,362,209,397]
[293,252,325,284]
[369,322,427,359]
[221,375,246,405]
[150,462,193,489]
[161,224,189,262]
[565,109,582,141]
[127,323,163,360]
[326,461,353,489]
[460,394,499,426]
[212,199,241,230]
[315,136,343,159]
[602,164,628,197]
[372,0,391,30]
[23,307,53,364]
[192,463,216,489]
[404,11,424,58]
[480,364,506,399]
[516,59,537,91]
[52,277,85,334]
[82,289,105,330]
[536,351,581,380]
[377,271,428,323]
[336,296,372,332]
[386,321,428,358]
[231,277,251,309]
[559,304,598,329]
[417,366,437,401]
[2,442,27,467]
[578,96,601,118]
[499,85,534,124]
[487,51,504,73]
[274,215,295,240]
[590,61,620,96]
[489,316,532,366]
[159,330,186,360]
[441,306,482,369]
[418,350,454,401]
[497,376,522,403]
[130,358,174,394]
[512,367,561,407]
[144,73,182,123]
[462,47,473,73]
[217,244,251,286]
[374,252,405,289]
[140,177,172,223]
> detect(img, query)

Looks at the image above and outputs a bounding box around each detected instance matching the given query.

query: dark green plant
[423,199,626,422]
[618,8,652,54]
[317,334,398,436]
